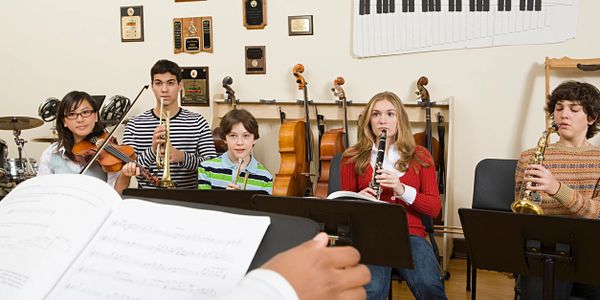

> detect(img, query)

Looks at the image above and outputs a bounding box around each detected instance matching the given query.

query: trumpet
[232,158,250,190]
[156,98,176,189]
[370,129,387,200]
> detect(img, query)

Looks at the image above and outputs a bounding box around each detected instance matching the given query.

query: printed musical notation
[47,203,270,300]
[353,0,577,57]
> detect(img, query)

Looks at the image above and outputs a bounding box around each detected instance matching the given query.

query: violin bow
[80,85,149,175]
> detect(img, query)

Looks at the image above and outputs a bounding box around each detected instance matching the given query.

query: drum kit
[0,116,51,196]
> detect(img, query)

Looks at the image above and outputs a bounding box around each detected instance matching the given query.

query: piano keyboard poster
[353,0,577,57]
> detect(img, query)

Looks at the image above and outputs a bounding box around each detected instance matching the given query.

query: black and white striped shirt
[123,108,216,189]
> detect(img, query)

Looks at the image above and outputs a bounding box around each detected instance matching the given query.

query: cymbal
[0,116,44,131]
[32,136,58,143]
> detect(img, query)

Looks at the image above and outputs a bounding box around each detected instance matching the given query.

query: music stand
[91,95,106,107]
[123,188,268,210]
[459,208,600,300]
[122,194,319,270]
[250,195,412,269]
[124,189,412,268]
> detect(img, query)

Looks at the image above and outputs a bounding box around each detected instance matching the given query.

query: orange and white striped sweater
[516,143,600,219]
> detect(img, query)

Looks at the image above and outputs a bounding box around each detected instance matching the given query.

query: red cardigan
[340,146,441,238]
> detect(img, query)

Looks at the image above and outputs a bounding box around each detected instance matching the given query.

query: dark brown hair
[547,81,600,139]
[219,109,259,139]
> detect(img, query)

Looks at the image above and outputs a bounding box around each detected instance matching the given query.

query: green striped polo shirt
[198,153,273,194]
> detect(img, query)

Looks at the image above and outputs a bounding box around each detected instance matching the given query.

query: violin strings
[104,144,134,163]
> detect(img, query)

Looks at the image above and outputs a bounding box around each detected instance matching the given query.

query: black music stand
[123,188,267,210]
[124,189,413,269]
[123,193,318,270]
[251,195,412,269]
[459,208,600,300]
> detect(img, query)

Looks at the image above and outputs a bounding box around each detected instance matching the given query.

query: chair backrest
[472,158,518,211]
[327,152,343,195]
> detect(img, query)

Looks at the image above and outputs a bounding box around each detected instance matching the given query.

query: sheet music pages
[0,174,120,300]
[47,198,270,300]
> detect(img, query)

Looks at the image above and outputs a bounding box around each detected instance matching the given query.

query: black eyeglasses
[65,109,95,120]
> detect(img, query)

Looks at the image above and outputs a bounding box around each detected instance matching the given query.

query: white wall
[1,1,599,227]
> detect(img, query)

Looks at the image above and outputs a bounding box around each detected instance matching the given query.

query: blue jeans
[365,235,447,300]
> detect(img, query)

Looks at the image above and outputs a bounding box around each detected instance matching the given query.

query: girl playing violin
[340,91,446,300]
[37,91,136,194]
[198,109,273,193]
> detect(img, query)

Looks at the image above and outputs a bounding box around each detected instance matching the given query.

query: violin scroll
[416,76,430,103]
[332,76,346,99]
[293,64,307,90]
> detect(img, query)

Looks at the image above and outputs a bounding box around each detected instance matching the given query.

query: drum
[0,139,6,177]
[6,158,37,181]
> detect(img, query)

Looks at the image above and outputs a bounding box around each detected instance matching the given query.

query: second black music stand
[459,208,600,300]
[251,195,412,269]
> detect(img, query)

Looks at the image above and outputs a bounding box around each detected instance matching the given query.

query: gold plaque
[288,15,313,36]
[180,67,210,106]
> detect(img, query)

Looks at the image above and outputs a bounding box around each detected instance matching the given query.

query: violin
[73,131,161,186]
[413,76,439,169]
[272,64,313,196]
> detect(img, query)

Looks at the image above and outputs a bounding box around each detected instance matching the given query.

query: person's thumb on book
[262,232,371,300]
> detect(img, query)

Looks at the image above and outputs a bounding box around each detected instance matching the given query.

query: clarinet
[370,129,387,200]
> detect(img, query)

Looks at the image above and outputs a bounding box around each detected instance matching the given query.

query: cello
[272,64,313,196]
[212,76,236,154]
[314,77,348,198]
[413,76,439,168]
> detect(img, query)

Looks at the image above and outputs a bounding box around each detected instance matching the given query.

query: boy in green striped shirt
[198,109,273,193]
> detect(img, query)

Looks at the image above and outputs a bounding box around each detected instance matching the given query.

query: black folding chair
[467,158,518,299]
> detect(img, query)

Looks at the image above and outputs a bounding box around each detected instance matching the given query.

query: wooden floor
[391,258,515,299]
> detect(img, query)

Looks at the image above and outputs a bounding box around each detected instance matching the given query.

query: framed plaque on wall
[180,67,210,106]
[120,6,144,42]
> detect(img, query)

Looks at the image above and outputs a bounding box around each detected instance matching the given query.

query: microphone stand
[80,85,149,175]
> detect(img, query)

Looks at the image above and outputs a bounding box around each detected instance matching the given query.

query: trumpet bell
[511,199,544,215]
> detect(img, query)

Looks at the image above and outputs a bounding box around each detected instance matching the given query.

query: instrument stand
[459,208,600,300]
[12,129,36,179]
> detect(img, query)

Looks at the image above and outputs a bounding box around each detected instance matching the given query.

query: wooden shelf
[212,99,450,126]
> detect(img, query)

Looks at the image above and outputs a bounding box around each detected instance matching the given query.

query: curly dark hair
[546,81,600,139]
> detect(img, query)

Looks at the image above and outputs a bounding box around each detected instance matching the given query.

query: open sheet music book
[326,190,388,204]
[0,174,270,300]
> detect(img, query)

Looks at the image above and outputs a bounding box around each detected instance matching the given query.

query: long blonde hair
[343,91,429,174]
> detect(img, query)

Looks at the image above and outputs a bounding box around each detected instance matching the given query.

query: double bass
[413,76,439,168]
[212,76,236,154]
[314,77,348,198]
[272,64,313,196]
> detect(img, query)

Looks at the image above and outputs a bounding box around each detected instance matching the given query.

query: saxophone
[511,124,558,215]
[369,129,387,200]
